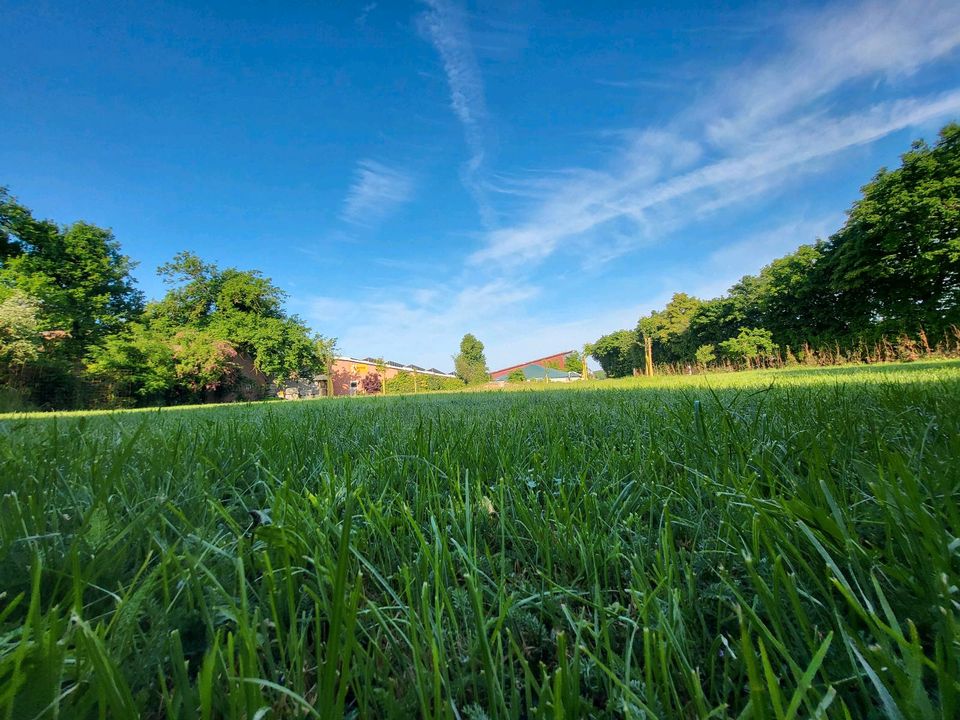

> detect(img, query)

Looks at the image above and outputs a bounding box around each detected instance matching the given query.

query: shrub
[360,371,382,394]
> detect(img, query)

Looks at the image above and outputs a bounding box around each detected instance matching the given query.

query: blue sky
[3,0,960,371]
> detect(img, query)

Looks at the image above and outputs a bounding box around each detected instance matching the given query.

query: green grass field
[1,361,959,719]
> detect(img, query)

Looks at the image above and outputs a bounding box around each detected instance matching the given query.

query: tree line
[590,123,960,376]
[0,192,332,410]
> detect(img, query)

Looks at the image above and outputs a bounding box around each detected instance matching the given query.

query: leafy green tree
[0,189,144,357]
[589,330,640,377]
[167,328,242,395]
[0,189,145,407]
[694,344,716,369]
[89,321,242,404]
[592,122,960,372]
[86,323,177,403]
[149,252,323,381]
[454,333,490,385]
[638,293,704,365]
[316,336,338,396]
[154,252,221,324]
[563,351,584,374]
[90,252,326,405]
[751,243,838,348]
[821,123,960,337]
[636,317,655,375]
[719,327,778,369]
[506,368,526,383]
[210,312,319,380]
[686,296,744,348]
[0,291,41,381]
[724,275,765,330]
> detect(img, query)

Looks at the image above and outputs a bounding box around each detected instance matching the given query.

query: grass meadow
[1,360,958,718]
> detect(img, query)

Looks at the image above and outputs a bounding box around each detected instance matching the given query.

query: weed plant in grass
[1,361,959,718]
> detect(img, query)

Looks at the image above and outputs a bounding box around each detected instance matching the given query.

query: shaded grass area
[1,362,958,718]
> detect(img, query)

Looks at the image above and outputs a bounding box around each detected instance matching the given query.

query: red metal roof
[490,351,574,377]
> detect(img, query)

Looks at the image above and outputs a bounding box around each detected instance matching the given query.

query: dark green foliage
[454,333,490,384]
[589,329,641,377]
[638,292,703,363]
[85,322,177,404]
[0,188,145,407]
[91,252,326,405]
[506,367,526,383]
[563,351,584,374]
[0,191,332,408]
[823,124,960,336]
[719,327,779,368]
[0,188,144,357]
[695,343,716,367]
[384,371,464,393]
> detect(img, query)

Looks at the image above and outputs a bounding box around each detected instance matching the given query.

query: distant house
[329,356,457,396]
[489,351,581,383]
[273,356,457,399]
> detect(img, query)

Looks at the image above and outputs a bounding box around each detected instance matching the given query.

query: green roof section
[505,364,577,380]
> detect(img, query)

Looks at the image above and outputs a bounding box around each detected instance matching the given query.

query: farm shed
[490,351,580,382]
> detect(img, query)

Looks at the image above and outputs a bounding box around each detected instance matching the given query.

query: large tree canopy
[637,293,703,364]
[0,292,41,380]
[590,330,641,378]
[822,124,960,336]
[0,193,336,409]
[90,252,327,403]
[0,188,144,357]
[454,333,490,385]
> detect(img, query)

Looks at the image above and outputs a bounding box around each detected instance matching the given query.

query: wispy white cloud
[418,0,493,221]
[341,160,414,225]
[703,0,960,148]
[355,2,377,26]
[300,278,541,368]
[468,0,960,269]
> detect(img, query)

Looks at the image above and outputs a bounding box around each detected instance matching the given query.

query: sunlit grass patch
[1,361,958,718]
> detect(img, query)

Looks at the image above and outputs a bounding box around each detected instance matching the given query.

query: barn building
[489,351,581,383]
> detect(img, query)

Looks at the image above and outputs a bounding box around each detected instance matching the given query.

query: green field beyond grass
[1,361,959,719]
